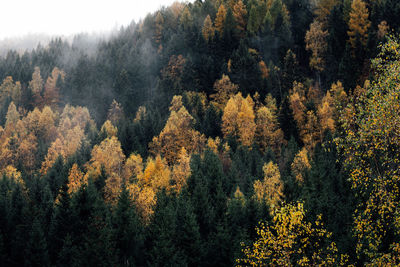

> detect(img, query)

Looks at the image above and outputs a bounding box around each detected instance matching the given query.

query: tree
[171,147,191,193]
[314,0,339,26]
[347,0,370,49]
[25,218,50,267]
[215,4,227,36]
[253,161,284,213]
[305,20,329,74]
[291,147,311,184]
[150,97,205,164]
[107,100,124,125]
[112,186,144,266]
[318,90,336,134]
[0,76,21,105]
[67,163,86,194]
[154,12,164,52]
[255,96,285,154]
[202,15,215,41]
[29,67,44,108]
[233,0,247,37]
[210,74,239,110]
[338,36,400,264]
[5,102,20,129]
[222,93,256,147]
[237,203,347,266]
[43,67,65,109]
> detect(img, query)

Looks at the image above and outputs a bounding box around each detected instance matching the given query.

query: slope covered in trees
[0,0,400,265]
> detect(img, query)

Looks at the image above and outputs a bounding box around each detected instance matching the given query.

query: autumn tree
[233,0,247,37]
[67,163,86,194]
[237,203,347,266]
[291,147,311,184]
[222,93,256,147]
[171,147,191,193]
[253,161,284,213]
[0,76,21,105]
[339,36,400,264]
[210,74,239,110]
[150,96,205,164]
[29,66,44,108]
[377,20,389,39]
[180,6,193,30]
[86,136,126,203]
[107,100,124,125]
[43,67,65,109]
[318,90,335,135]
[289,82,307,132]
[5,102,20,129]
[160,55,187,94]
[314,0,339,26]
[347,0,370,49]
[202,15,215,41]
[215,4,227,36]
[305,20,329,75]
[100,120,118,137]
[255,96,285,154]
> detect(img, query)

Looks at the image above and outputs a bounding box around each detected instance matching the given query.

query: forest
[0,0,399,266]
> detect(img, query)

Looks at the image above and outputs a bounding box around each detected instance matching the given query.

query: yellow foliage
[171,147,191,193]
[233,0,247,36]
[123,153,144,183]
[237,203,346,266]
[142,155,171,190]
[210,74,239,110]
[255,102,285,154]
[150,101,205,164]
[1,165,24,186]
[67,163,86,194]
[305,20,328,72]
[222,93,256,147]
[253,161,284,213]
[291,147,311,184]
[215,4,227,35]
[318,91,336,134]
[202,15,215,41]
[100,120,118,137]
[348,0,370,49]
[127,183,156,224]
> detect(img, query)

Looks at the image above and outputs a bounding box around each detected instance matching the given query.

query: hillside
[0,0,399,265]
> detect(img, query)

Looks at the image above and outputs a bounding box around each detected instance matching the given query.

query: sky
[0,0,184,40]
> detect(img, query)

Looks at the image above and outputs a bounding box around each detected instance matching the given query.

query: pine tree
[347,0,370,49]
[24,218,50,267]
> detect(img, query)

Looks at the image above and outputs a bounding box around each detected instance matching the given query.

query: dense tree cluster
[0,0,399,265]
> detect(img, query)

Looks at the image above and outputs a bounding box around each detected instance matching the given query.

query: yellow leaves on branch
[150,96,205,165]
[86,136,125,202]
[255,96,285,154]
[233,0,247,36]
[202,15,215,42]
[67,163,86,194]
[237,203,346,266]
[305,20,328,72]
[253,161,284,213]
[222,93,256,147]
[215,4,227,35]
[348,0,370,49]
[291,147,311,184]
[210,74,239,110]
[338,36,400,262]
[100,120,118,137]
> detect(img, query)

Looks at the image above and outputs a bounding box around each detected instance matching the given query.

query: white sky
[0,0,183,39]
